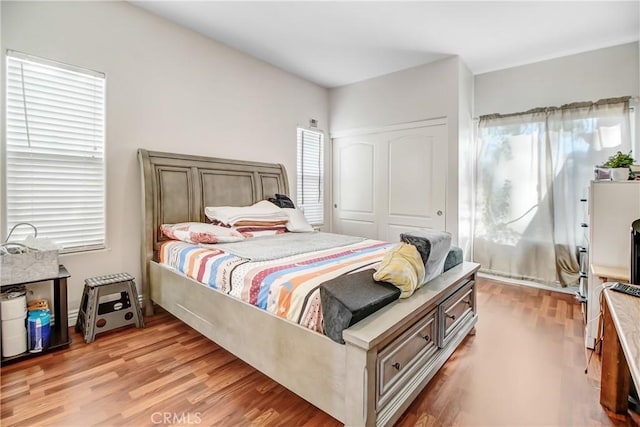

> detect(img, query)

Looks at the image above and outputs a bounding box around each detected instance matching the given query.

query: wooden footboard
[149,261,347,421]
[149,260,479,426]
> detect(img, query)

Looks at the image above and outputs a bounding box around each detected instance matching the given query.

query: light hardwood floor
[0,278,630,426]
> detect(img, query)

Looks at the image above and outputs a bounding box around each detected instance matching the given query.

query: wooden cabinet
[376,307,437,407]
[439,280,475,347]
[0,265,71,364]
[586,181,640,348]
[374,278,477,412]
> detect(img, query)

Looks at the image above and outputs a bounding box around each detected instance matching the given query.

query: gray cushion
[444,246,463,272]
[400,229,452,284]
[320,269,400,344]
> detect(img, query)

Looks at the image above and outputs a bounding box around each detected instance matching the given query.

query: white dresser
[586,180,640,348]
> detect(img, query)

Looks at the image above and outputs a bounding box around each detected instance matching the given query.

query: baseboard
[478,272,579,295]
[66,309,79,328]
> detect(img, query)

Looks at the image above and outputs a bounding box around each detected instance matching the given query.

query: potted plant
[603,151,635,181]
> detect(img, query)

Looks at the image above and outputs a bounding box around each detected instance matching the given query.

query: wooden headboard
[138,149,289,311]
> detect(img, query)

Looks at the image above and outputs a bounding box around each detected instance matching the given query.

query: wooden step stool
[76,273,144,343]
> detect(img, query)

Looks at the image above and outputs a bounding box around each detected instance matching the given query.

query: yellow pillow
[373,242,426,298]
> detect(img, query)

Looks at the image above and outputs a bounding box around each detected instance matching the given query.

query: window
[296,127,324,225]
[5,51,106,252]
[473,98,632,287]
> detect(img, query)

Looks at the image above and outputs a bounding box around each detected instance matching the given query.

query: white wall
[329,57,459,132]
[328,56,467,243]
[1,1,329,323]
[475,42,639,116]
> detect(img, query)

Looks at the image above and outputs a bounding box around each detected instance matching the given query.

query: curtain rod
[474,96,636,121]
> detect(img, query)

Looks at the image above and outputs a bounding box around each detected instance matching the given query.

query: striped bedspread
[159,237,394,335]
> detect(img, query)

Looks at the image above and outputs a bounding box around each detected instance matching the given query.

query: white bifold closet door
[332,123,447,242]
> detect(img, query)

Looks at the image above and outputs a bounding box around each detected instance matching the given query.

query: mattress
[159,237,394,338]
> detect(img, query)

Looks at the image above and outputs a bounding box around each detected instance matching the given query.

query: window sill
[59,246,111,256]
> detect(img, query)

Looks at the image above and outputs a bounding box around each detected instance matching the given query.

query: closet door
[379,125,447,241]
[332,137,379,239]
[332,123,447,241]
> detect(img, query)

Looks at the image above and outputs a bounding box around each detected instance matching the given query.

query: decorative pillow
[284,208,314,233]
[373,242,426,298]
[160,222,245,244]
[400,229,452,285]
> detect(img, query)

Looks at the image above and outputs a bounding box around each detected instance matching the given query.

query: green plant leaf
[603,151,635,168]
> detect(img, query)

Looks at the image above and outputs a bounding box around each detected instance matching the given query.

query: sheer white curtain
[473,98,631,287]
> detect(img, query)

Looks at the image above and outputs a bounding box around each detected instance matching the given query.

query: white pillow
[284,208,314,233]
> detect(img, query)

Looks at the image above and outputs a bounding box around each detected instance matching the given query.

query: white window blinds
[296,128,324,226]
[5,51,106,252]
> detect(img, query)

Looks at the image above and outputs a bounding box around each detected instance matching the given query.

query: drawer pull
[392,362,401,370]
[465,299,473,307]
[446,314,456,321]
[422,334,430,343]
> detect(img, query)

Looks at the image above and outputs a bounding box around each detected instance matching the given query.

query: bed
[138,149,480,426]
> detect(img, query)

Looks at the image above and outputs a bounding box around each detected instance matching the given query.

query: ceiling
[131,1,640,88]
